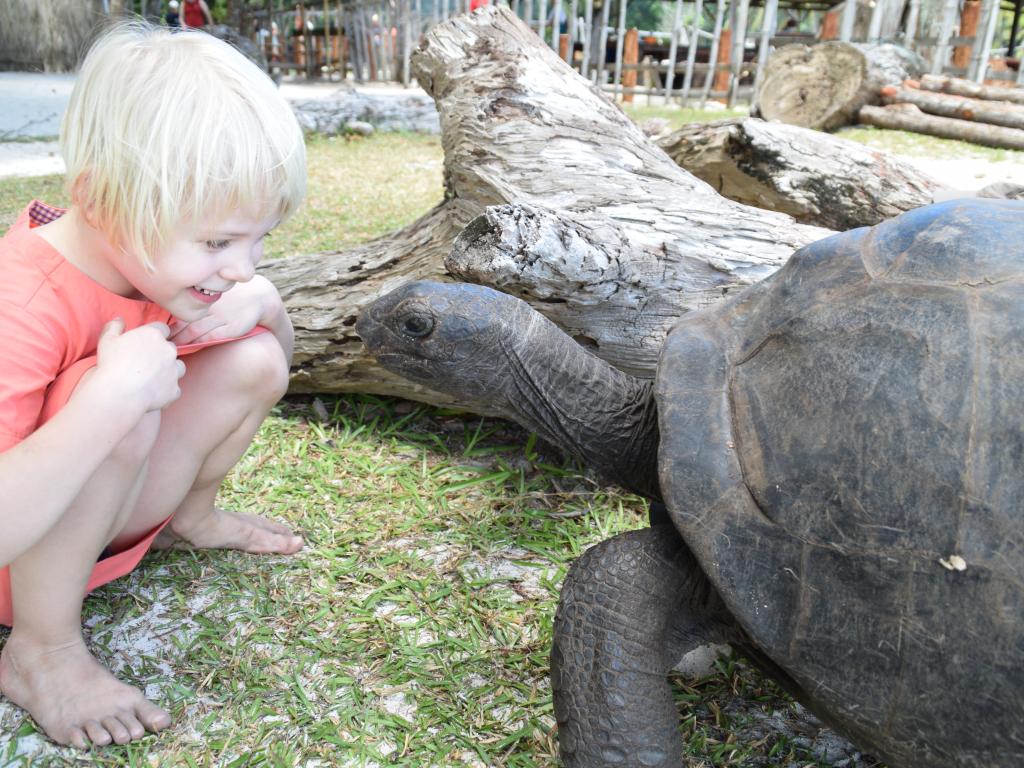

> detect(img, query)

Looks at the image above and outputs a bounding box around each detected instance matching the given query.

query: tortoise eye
[401,314,434,338]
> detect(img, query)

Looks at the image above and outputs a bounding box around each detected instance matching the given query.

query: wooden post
[622,26,639,101]
[538,0,548,42]
[820,7,840,40]
[700,0,726,105]
[568,0,579,63]
[839,0,856,42]
[752,0,777,97]
[524,0,533,32]
[597,0,612,84]
[931,0,959,75]
[552,0,562,48]
[952,0,979,70]
[727,0,749,107]
[903,0,920,46]
[581,0,594,77]
[710,15,730,95]
[681,0,705,102]
[866,0,885,42]
[613,0,628,96]
[968,0,1000,83]
[1010,0,1022,57]
[663,0,683,101]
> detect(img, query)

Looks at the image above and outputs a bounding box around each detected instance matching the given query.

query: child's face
[118,210,279,321]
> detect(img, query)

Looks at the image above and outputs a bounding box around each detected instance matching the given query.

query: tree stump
[753,42,925,130]
[657,117,942,230]
[259,7,831,406]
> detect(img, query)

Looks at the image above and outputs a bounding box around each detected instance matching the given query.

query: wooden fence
[238,0,1023,103]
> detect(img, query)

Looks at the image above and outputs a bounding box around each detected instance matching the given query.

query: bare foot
[159,508,303,555]
[0,631,171,748]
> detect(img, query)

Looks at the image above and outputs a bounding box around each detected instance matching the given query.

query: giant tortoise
[356,199,1024,767]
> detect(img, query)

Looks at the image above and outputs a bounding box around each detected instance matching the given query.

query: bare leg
[112,330,301,558]
[0,412,172,748]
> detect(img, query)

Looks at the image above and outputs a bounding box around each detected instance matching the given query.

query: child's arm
[0,320,183,567]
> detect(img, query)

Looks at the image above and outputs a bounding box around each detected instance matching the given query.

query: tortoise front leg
[551,525,738,768]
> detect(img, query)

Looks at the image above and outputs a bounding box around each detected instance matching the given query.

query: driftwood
[258,7,831,406]
[753,42,925,131]
[656,117,941,230]
[919,74,1024,106]
[881,85,1024,130]
[859,103,1024,150]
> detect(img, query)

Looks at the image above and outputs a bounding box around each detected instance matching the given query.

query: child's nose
[220,254,256,282]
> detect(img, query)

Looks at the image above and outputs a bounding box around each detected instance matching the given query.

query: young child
[0,23,306,748]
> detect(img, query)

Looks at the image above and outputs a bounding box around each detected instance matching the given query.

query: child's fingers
[98,317,125,342]
[142,321,172,339]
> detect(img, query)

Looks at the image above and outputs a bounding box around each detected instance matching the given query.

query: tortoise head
[357,280,532,408]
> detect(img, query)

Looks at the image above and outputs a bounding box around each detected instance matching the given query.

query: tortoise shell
[656,199,1024,766]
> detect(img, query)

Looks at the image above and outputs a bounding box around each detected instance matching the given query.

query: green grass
[622,103,748,132]
[836,124,1024,163]
[0,117,903,766]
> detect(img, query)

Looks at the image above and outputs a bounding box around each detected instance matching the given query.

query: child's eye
[205,239,231,250]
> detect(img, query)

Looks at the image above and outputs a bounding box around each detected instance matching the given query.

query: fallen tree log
[753,42,925,131]
[259,6,831,404]
[919,74,1024,106]
[656,117,942,230]
[858,103,1024,150]
[881,85,1024,130]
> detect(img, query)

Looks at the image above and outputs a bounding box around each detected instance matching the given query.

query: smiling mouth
[194,286,219,296]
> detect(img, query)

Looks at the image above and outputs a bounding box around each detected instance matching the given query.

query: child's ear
[69,172,99,228]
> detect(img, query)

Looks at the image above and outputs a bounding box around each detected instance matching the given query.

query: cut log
[881,86,1024,129]
[918,73,1024,105]
[753,41,925,130]
[257,6,832,406]
[858,102,1024,150]
[656,117,942,230]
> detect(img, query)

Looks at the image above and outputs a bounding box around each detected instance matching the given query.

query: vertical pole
[903,0,920,46]
[622,27,638,101]
[699,0,725,106]
[324,0,332,75]
[613,0,629,96]
[552,0,563,48]
[664,0,683,102]
[681,0,704,103]
[524,0,534,31]
[597,0,612,83]
[839,0,856,42]
[930,0,959,75]
[581,0,594,75]
[727,0,749,108]
[751,0,775,97]
[1010,0,1022,57]
[866,0,885,42]
[568,0,579,63]
[539,0,549,44]
[968,0,1000,82]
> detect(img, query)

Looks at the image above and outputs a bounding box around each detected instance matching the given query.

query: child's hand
[93,318,185,413]
[168,276,279,346]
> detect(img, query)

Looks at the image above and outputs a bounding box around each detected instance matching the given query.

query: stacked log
[752,42,925,131]
[657,117,942,230]
[859,78,1024,150]
[918,74,1024,106]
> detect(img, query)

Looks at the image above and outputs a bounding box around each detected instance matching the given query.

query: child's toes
[82,719,112,746]
[138,701,171,732]
[102,716,131,745]
[66,726,89,750]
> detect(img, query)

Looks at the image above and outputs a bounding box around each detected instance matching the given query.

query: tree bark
[656,117,942,230]
[753,41,925,130]
[882,85,1024,129]
[260,6,832,403]
[918,73,1024,105]
[858,102,1024,150]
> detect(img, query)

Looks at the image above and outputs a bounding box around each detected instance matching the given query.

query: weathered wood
[919,73,1024,105]
[657,117,941,230]
[858,102,1024,150]
[259,6,831,402]
[753,42,925,130]
[881,85,1024,129]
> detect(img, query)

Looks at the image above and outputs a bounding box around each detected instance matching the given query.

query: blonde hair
[62,22,306,267]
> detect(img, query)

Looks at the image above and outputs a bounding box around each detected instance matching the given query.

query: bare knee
[108,411,161,469]
[225,332,290,408]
